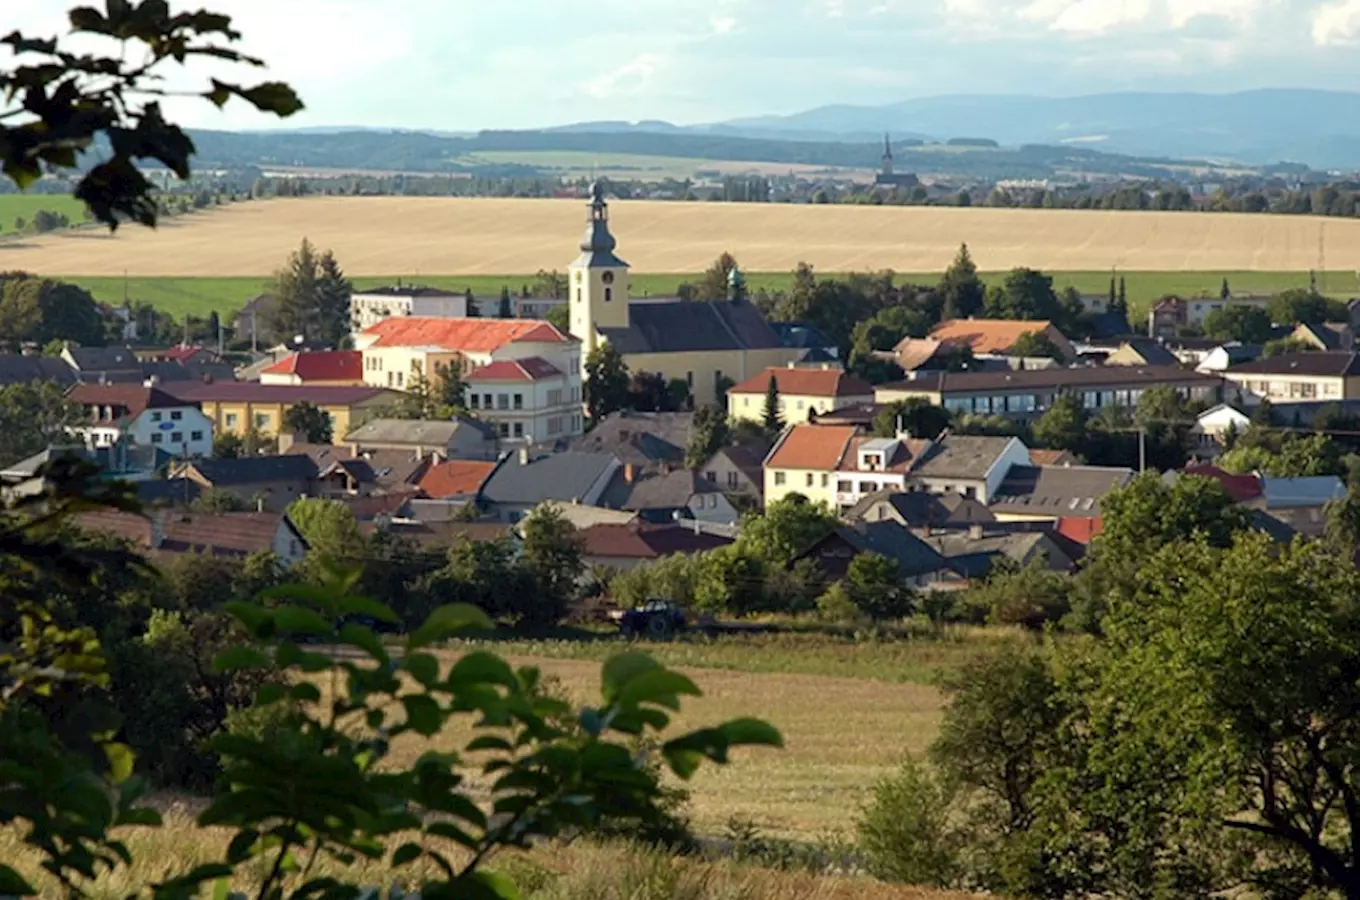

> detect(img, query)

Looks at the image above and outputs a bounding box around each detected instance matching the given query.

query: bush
[815,582,860,624]
[858,756,963,887]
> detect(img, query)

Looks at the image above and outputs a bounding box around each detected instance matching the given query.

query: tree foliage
[762,374,784,432]
[281,400,333,444]
[873,398,951,441]
[1030,393,1088,454]
[685,405,730,470]
[0,380,86,466]
[585,343,630,421]
[0,273,105,348]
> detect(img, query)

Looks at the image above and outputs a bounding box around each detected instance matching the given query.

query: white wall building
[68,383,214,458]
[351,287,469,335]
[464,358,583,443]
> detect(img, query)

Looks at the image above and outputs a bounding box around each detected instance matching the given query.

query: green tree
[739,494,838,563]
[845,551,912,620]
[983,268,1061,323]
[1263,335,1317,357]
[0,275,106,348]
[685,405,730,470]
[1008,330,1065,360]
[873,398,951,441]
[282,400,333,443]
[1203,304,1273,343]
[1268,287,1331,325]
[314,250,352,348]
[433,360,468,414]
[212,431,243,460]
[0,381,86,466]
[762,373,784,432]
[1220,276,1231,299]
[939,243,985,320]
[1219,432,1344,477]
[697,252,740,301]
[190,488,248,513]
[464,286,480,317]
[1116,275,1127,313]
[1031,393,1088,454]
[585,343,630,420]
[285,496,365,561]
[497,285,513,318]
[693,544,768,615]
[269,237,320,341]
[519,503,584,627]
[545,304,569,333]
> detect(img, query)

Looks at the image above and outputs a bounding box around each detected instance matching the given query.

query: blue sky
[11,0,1360,130]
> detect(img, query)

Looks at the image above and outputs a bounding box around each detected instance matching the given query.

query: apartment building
[68,384,215,458]
[1222,352,1360,404]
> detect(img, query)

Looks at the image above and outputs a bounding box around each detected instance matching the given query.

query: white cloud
[583,53,667,99]
[1048,0,1152,33]
[710,14,738,33]
[1313,0,1360,43]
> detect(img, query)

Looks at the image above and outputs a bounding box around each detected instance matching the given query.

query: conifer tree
[498,286,513,318]
[316,250,352,348]
[464,287,480,318]
[269,238,320,341]
[762,374,784,432]
[940,243,984,320]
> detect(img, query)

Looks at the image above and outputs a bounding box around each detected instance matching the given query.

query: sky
[8,0,1360,131]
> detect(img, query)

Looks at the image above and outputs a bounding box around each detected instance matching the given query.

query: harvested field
[8,195,1357,277]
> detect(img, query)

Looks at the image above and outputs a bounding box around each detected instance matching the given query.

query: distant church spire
[881,133,894,176]
[580,181,617,254]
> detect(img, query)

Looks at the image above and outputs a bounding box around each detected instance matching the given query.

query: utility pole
[1138,426,1146,474]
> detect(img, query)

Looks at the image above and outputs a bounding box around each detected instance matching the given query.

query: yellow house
[761,424,860,508]
[570,183,801,407]
[162,383,400,439]
[728,365,874,425]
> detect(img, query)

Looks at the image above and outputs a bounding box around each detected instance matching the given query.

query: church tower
[569,182,630,358]
[881,132,894,177]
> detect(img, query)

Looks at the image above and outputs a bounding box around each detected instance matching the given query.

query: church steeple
[569,181,630,358]
[881,133,894,176]
[580,181,618,254]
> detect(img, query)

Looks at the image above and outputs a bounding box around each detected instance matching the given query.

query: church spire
[882,133,894,176]
[580,181,618,254]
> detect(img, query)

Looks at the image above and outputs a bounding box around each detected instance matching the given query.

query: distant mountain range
[704,90,1360,169]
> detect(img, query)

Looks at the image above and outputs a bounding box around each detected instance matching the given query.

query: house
[260,350,365,386]
[569,183,800,407]
[1147,294,1270,338]
[1259,475,1347,511]
[355,317,583,443]
[230,293,281,349]
[68,384,214,458]
[0,354,77,387]
[350,285,470,335]
[536,501,639,531]
[61,345,145,383]
[0,444,176,502]
[569,411,691,468]
[1105,338,1179,367]
[1192,403,1253,455]
[1196,343,1263,373]
[925,528,1077,580]
[282,442,436,498]
[577,522,734,573]
[876,365,1222,421]
[417,459,499,501]
[74,509,310,565]
[170,455,319,512]
[698,441,770,500]
[143,345,221,367]
[478,449,620,523]
[793,521,952,588]
[1290,322,1355,352]
[989,465,1136,522]
[1221,352,1360,404]
[762,425,1029,510]
[160,382,399,440]
[844,490,995,530]
[1083,310,1134,341]
[726,365,874,425]
[343,417,498,460]
[1164,465,1263,504]
[923,318,1076,360]
[601,467,739,525]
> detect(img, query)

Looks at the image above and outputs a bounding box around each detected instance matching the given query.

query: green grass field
[0,194,90,234]
[63,269,1346,322]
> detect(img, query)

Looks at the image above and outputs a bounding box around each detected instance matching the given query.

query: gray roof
[845,489,995,528]
[1248,509,1301,544]
[990,465,1135,518]
[599,298,784,354]
[344,417,495,446]
[1227,352,1360,378]
[924,530,1056,578]
[569,411,691,465]
[65,346,140,371]
[605,469,718,513]
[883,364,1220,395]
[715,440,772,484]
[832,522,949,578]
[182,454,318,486]
[2,446,89,480]
[480,451,617,506]
[137,479,202,507]
[913,436,1019,480]
[772,322,836,351]
[0,354,77,387]
[1261,475,1347,510]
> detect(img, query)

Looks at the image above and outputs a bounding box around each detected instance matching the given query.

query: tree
[584,343,630,420]
[1219,432,1344,477]
[282,400,333,443]
[463,286,480,317]
[1263,336,1317,358]
[939,243,985,320]
[762,374,784,432]
[0,381,85,466]
[697,252,739,301]
[1203,304,1273,343]
[983,268,1061,324]
[545,304,569,333]
[0,275,105,348]
[0,4,300,226]
[285,496,364,561]
[498,285,513,318]
[1220,276,1231,300]
[519,504,584,627]
[1031,393,1088,454]
[190,488,248,513]
[846,551,912,620]
[269,237,320,341]
[1269,287,1330,325]
[1117,275,1127,313]
[433,361,468,414]
[315,250,352,348]
[1008,330,1065,360]
[740,494,839,563]
[532,269,567,299]
[685,405,730,470]
[873,398,951,441]
[693,544,768,615]
[627,371,671,412]
[212,432,243,460]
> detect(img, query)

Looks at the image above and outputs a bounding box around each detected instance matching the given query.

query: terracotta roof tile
[464,357,564,382]
[929,319,1058,355]
[766,424,858,470]
[262,350,363,381]
[163,382,395,405]
[69,384,190,418]
[361,317,571,352]
[729,366,873,398]
[1180,464,1263,503]
[417,460,498,499]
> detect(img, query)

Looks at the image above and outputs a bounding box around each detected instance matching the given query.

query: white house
[464,357,583,443]
[68,383,214,458]
[1193,403,1252,457]
[350,286,469,335]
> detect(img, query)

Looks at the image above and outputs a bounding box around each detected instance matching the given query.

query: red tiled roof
[262,350,363,381]
[729,366,873,398]
[464,357,563,382]
[765,424,859,471]
[417,460,498,499]
[836,434,933,473]
[163,382,394,405]
[1180,464,1264,503]
[929,319,1058,354]
[345,488,421,521]
[578,523,733,559]
[361,317,571,352]
[163,345,208,362]
[1056,516,1103,545]
[74,510,298,558]
[69,384,193,419]
[1030,449,1076,466]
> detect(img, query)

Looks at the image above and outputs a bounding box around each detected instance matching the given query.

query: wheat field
[6,196,1359,278]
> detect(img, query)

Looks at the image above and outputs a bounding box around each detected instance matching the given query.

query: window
[191,431,203,441]
[255,414,271,429]
[743,397,750,407]
[797,400,805,411]
[498,423,510,437]
[605,287,612,303]
[397,371,405,388]
[686,371,693,387]
[774,471,786,486]
[151,412,162,422]
[805,473,814,487]
[150,433,163,444]
[469,394,480,409]
[225,413,239,428]
[387,372,394,387]
[483,393,492,407]
[170,411,182,421]
[859,481,876,492]
[547,389,562,405]
[547,416,563,435]
[513,422,524,438]
[727,472,739,489]
[964,486,976,499]
[705,471,717,483]
[497,394,509,410]
[838,480,852,492]
[821,474,829,487]
[171,432,183,443]
[513,394,523,410]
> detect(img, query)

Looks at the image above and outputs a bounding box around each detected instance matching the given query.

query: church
[568,183,801,407]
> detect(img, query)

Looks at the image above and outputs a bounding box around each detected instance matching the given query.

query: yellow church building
[569,184,800,407]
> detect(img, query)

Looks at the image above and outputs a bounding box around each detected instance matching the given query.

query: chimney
[257,496,265,513]
[518,446,530,466]
[624,463,635,484]
[786,361,795,368]
[143,375,160,387]
[969,523,985,540]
